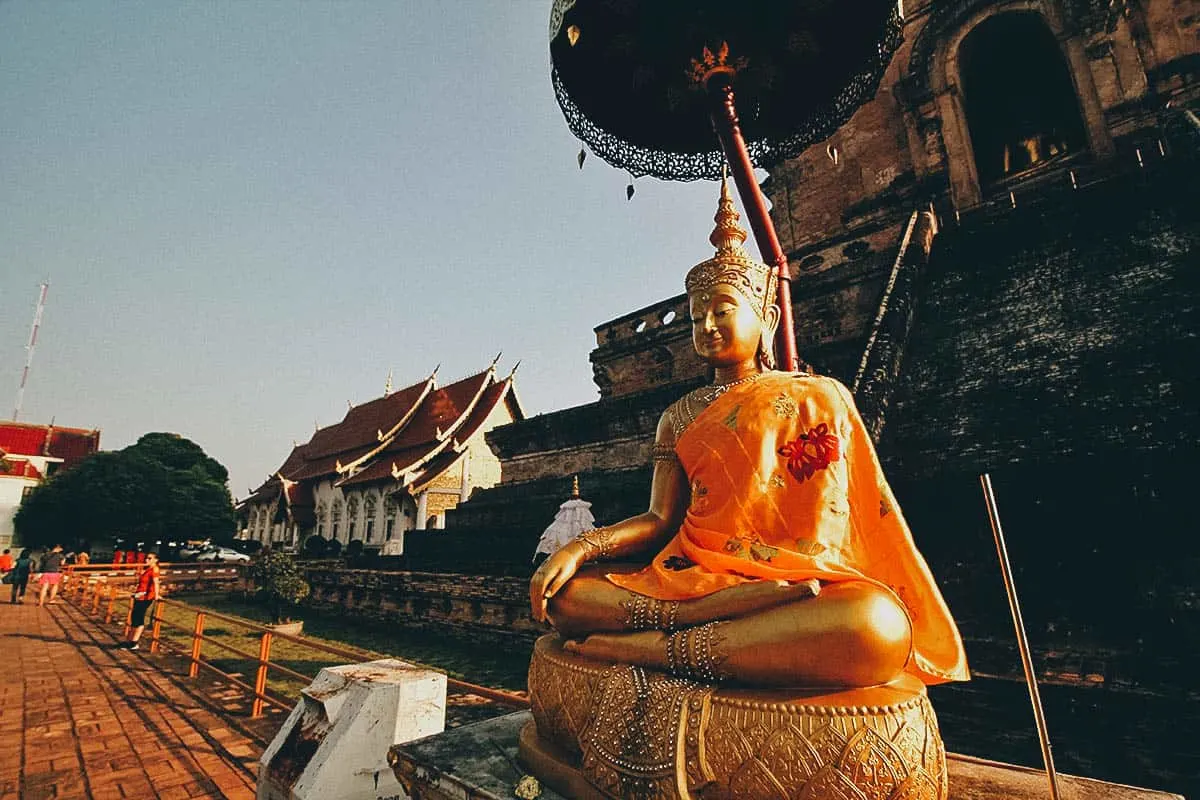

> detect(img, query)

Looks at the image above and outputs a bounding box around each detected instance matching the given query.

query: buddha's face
[689,283,770,367]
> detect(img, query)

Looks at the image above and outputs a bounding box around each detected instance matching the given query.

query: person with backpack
[9,550,34,604]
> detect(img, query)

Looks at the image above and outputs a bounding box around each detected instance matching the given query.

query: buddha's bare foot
[564,630,665,668]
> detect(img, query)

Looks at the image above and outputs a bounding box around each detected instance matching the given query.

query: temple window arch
[347,494,360,541]
[315,501,327,538]
[384,496,398,540]
[648,346,674,385]
[331,498,343,541]
[364,493,378,542]
[958,11,1087,188]
[916,1,1113,207]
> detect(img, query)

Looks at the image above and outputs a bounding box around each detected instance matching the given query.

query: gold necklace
[694,371,763,404]
[679,372,764,431]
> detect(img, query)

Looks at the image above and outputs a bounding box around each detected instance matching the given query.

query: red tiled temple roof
[0,458,44,480]
[241,365,520,501]
[303,376,433,460]
[0,421,100,469]
[340,375,515,488]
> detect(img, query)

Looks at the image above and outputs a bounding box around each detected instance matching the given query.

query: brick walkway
[0,599,262,800]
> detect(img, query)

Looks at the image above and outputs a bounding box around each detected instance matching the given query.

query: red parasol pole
[706,75,799,372]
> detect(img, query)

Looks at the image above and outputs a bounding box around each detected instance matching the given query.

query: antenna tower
[13,282,49,421]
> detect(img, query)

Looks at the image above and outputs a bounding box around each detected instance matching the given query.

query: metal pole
[189,611,206,678]
[706,76,799,372]
[252,631,273,718]
[149,602,163,654]
[979,473,1062,800]
[123,596,134,639]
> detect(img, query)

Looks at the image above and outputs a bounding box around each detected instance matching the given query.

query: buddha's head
[685,177,779,370]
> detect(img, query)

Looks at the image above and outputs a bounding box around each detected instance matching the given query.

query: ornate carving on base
[522,635,948,800]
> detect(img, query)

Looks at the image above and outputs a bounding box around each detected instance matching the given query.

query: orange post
[91,583,102,615]
[105,585,117,624]
[123,595,134,639]
[189,611,206,678]
[251,631,273,718]
[149,602,163,654]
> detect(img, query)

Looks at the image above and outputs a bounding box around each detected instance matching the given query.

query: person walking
[36,544,65,606]
[10,550,34,604]
[121,552,161,650]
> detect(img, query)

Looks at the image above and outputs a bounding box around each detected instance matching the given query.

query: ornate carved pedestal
[520,635,948,800]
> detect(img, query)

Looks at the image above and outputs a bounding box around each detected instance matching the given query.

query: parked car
[195,546,251,564]
[176,544,208,561]
[229,539,263,556]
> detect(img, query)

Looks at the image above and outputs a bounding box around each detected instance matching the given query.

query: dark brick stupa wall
[880,154,1200,643]
[876,154,1200,795]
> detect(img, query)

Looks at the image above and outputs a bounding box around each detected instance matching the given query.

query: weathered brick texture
[301,567,544,645]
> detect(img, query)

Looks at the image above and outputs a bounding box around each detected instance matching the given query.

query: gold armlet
[666,621,728,683]
[651,443,680,465]
[575,527,615,561]
[621,594,681,632]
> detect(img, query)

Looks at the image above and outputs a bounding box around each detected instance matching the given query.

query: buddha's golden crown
[685,174,776,319]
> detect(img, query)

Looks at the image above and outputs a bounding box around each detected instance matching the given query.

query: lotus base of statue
[520,635,948,800]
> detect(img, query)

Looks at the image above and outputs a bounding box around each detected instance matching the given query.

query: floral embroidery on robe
[606,372,969,686]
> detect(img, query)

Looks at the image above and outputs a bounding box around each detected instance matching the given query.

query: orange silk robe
[608,372,969,685]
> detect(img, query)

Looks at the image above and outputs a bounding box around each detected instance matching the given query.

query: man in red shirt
[0,549,13,574]
[121,552,161,651]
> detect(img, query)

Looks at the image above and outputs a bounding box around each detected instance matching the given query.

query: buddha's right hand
[530,543,586,623]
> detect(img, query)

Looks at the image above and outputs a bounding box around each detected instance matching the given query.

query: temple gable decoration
[238,362,523,550]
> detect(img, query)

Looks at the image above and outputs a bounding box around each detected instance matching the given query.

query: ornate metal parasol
[550,0,904,369]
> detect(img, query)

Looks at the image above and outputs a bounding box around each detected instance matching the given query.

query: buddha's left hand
[530,542,585,624]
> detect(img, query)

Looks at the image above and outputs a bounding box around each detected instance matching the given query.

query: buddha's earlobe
[758,330,776,370]
[759,304,781,370]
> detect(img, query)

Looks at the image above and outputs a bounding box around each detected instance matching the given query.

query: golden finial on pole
[571,475,580,498]
[709,166,748,255]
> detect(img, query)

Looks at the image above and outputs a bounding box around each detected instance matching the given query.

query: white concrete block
[257,659,446,800]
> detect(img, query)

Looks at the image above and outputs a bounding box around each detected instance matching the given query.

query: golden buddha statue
[520,179,969,800]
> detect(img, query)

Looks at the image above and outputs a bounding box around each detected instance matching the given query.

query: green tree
[249,550,310,622]
[14,432,236,550]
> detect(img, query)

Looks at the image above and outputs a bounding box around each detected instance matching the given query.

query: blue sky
[0,2,725,497]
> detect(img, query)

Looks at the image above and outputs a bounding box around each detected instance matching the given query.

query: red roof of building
[0,421,100,470]
[242,365,522,500]
[304,376,433,460]
[0,457,44,480]
[339,373,513,488]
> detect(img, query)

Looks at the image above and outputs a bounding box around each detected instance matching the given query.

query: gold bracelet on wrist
[575,527,615,561]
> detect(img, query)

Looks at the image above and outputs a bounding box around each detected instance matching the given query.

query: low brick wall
[300,567,546,645]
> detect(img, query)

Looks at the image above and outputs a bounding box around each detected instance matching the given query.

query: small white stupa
[533,476,595,561]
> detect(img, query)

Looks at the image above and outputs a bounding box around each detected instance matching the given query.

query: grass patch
[163,592,532,695]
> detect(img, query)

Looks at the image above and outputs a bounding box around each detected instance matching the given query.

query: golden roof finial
[571,475,580,498]
[709,167,748,255]
[685,168,776,319]
[384,369,393,397]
